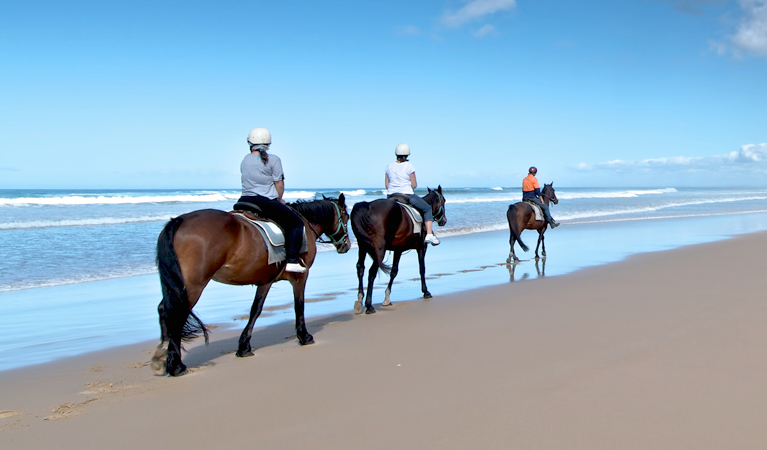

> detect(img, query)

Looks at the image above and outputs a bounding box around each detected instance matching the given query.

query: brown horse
[351,187,446,315]
[151,195,350,376]
[506,183,558,263]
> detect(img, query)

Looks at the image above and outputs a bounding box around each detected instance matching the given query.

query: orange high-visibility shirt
[522,174,539,193]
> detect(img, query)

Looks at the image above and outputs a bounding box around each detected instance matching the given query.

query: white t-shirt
[385,161,415,195]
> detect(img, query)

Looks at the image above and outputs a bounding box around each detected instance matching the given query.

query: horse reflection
[507,258,546,282]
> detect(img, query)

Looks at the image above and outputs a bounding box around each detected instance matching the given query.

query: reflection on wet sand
[507,258,545,282]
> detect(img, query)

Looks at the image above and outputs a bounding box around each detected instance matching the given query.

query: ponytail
[250,144,270,164]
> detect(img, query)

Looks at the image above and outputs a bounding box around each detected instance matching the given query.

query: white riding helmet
[395,143,410,156]
[247,127,271,145]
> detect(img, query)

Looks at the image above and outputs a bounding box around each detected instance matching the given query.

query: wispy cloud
[578,143,767,173]
[473,24,497,37]
[729,0,767,57]
[441,0,516,28]
[707,0,767,58]
[395,25,422,36]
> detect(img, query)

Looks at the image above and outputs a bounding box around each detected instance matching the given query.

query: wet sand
[2,231,767,449]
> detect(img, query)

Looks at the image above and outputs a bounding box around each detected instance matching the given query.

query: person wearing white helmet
[522,166,559,228]
[385,143,440,245]
[236,127,307,273]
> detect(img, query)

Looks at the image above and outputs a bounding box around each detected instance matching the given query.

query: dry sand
[1,232,766,449]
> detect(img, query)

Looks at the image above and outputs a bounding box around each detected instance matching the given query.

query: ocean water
[2,186,767,371]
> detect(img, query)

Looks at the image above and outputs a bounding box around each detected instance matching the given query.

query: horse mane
[289,198,337,226]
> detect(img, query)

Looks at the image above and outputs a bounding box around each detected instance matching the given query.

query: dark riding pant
[528,197,554,223]
[236,195,304,264]
[388,193,434,222]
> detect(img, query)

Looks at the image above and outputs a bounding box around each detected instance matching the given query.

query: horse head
[320,193,351,253]
[542,183,558,205]
[427,185,447,226]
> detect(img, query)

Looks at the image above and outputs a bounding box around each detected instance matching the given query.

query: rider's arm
[410,172,417,190]
[275,179,285,204]
[385,174,390,190]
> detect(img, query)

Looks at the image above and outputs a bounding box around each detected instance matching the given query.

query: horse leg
[364,259,379,314]
[290,274,314,345]
[383,251,402,306]
[355,248,366,314]
[236,283,272,357]
[418,245,432,298]
[507,233,518,264]
[535,231,543,260]
[535,231,546,259]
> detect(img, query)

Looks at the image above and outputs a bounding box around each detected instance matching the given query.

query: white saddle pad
[397,202,423,234]
[232,213,308,265]
[524,200,544,221]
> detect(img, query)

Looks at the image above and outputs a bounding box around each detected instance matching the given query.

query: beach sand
[2,231,766,449]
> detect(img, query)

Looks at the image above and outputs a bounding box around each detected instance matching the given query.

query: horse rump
[156,216,209,344]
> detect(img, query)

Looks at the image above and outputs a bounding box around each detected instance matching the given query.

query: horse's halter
[316,201,349,246]
[431,192,446,223]
[540,188,557,204]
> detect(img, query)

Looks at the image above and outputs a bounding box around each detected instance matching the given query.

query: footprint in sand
[0,410,20,420]
[79,381,138,395]
[44,399,99,421]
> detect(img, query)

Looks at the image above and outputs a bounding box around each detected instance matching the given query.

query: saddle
[230,204,308,265]
[523,199,545,222]
[388,195,423,235]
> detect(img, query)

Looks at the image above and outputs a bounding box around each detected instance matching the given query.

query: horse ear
[322,194,328,200]
[438,185,442,193]
[338,193,345,205]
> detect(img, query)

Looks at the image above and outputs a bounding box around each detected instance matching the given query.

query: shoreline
[4,212,767,373]
[2,231,767,448]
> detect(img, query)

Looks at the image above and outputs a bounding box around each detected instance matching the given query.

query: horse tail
[351,201,392,274]
[156,216,209,344]
[507,204,529,252]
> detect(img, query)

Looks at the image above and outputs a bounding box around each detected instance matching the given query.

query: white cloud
[473,24,496,37]
[396,25,422,36]
[730,0,767,57]
[578,143,767,173]
[441,0,516,28]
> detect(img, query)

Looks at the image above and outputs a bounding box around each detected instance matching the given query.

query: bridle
[539,187,556,204]
[315,201,348,246]
[431,192,446,223]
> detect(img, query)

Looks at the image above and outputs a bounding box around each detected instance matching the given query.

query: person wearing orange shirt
[522,166,559,228]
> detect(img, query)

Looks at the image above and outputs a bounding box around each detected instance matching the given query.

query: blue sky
[1,0,766,189]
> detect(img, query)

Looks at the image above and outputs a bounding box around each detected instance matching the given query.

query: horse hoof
[423,292,432,299]
[354,300,362,314]
[299,334,315,345]
[168,364,188,377]
[382,298,391,306]
[365,307,376,315]
[236,350,254,358]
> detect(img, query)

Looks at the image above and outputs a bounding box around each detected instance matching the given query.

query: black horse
[151,196,350,376]
[351,187,447,314]
[506,183,558,263]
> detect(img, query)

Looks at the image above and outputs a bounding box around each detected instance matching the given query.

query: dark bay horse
[506,183,558,263]
[151,195,350,376]
[351,186,446,315]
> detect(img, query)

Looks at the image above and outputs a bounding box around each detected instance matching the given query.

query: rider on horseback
[236,127,307,273]
[523,167,559,228]
[385,144,440,246]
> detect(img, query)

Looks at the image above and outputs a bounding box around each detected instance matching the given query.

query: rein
[291,201,347,245]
